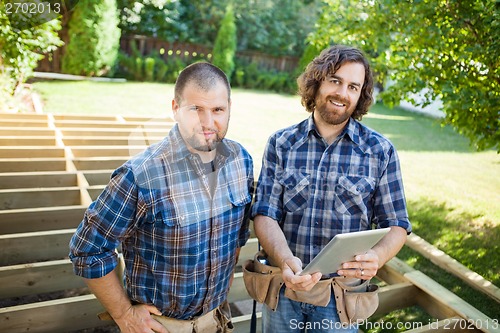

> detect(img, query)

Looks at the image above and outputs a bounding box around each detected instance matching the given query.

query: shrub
[144,57,155,81]
[212,4,237,80]
[62,0,121,76]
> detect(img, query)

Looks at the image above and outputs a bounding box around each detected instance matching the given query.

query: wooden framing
[0,112,497,333]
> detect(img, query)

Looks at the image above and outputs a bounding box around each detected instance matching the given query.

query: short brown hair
[174,62,231,102]
[297,45,374,120]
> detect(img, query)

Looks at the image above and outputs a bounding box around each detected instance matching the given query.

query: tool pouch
[284,277,333,307]
[242,250,284,311]
[332,277,379,325]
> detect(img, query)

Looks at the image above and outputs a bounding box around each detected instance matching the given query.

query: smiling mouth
[329,99,345,107]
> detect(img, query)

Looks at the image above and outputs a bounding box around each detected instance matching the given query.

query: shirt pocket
[334,176,375,215]
[149,191,205,228]
[278,170,310,212]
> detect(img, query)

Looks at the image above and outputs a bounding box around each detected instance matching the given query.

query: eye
[349,85,358,91]
[329,78,340,84]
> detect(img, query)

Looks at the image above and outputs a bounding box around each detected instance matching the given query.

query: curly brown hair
[297,45,374,120]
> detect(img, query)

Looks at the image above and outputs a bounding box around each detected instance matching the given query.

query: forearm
[253,215,294,269]
[84,267,132,320]
[371,226,407,268]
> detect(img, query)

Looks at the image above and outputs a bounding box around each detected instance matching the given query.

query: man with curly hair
[251,45,412,332]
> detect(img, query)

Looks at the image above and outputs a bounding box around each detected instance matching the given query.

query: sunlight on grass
[364,113,414,121]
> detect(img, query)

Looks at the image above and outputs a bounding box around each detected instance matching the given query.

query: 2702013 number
[442,318,498,330]
[5,2,61,15]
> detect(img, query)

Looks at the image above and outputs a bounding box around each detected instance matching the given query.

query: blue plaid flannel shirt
[252,116,411,266]
[69,125,253,319]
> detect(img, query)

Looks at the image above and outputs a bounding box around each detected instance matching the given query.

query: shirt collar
[305,114,361,147]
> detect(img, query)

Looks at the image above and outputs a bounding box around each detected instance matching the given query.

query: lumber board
[0,259,84,298]
[0,171,76,189]
[62,128,167,137]
[0,229,75,265]
[0,294,106,333]
[0,137,56,146]
[0,113,47,120]
[388,257,496,332]
[232,312,262,333]
[0,158,66,172]
[406,233,500,304]
[52,114,118,121]
[0,147,63,158]
[0,294,261,333]
[0,205,86,233]
[373,282,419,317]
[83,170,113,186]
[71,147,146,157]
[238,238,259,265]
[54,121,163,129]
[88,185,106,200]
[228,272,250,303]
[0,187,81,210]
[62,137,164,146]
[0,128,54,136]
[72,158,128,170]
[0,120,48,127]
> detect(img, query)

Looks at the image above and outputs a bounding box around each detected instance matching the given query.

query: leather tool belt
[243,250,379,325]
[98,301,233,333]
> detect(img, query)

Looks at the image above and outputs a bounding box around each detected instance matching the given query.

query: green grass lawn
[33,80,500,323]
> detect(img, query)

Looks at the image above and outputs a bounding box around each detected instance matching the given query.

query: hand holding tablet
[300,228,390,277]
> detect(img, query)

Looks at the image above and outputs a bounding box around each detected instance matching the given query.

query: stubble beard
[186,128,226,152]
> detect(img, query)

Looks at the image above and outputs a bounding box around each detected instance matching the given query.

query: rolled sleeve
[69,166,139,278]
[251,136,284,223]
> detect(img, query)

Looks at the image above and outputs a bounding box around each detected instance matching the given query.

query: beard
[184,127,226,152]
[315,94,354,126]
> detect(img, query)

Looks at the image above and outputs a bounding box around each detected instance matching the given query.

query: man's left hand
[336,249,379,280]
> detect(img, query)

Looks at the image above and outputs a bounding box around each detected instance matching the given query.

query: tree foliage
[116,0,188,41]
[308,0,499,151]
[0,6,62,94]
[116,0,320,57]
[212,4,237,79]
[62,0,121,76]
[0,3,62,111]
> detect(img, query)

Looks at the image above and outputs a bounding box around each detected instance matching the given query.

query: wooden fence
[0,112,498,333]
[36,34,299,75]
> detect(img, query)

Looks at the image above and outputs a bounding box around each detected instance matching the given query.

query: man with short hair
[252,45,412,332]
[69,62,253,333]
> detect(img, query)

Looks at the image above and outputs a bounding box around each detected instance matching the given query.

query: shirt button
[315,221,319,225]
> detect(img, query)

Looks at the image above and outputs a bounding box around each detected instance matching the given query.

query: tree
[0,3,62,109]
[117,0,188,41]
[308,0,499,151]
[62,0,121,76]
[212,4,237,80]
[116,0,321,57]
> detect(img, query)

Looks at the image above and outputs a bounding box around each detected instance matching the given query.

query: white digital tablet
[300,228,390,276]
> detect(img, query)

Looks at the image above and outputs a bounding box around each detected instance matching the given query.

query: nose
[198,110,214,128]
[335,83,349,98]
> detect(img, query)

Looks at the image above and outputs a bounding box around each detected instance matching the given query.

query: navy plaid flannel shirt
[251,116,411,266]
[69,125,253,319]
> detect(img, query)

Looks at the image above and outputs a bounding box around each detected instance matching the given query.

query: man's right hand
[114,304,169,333]
[281,256,322,292]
